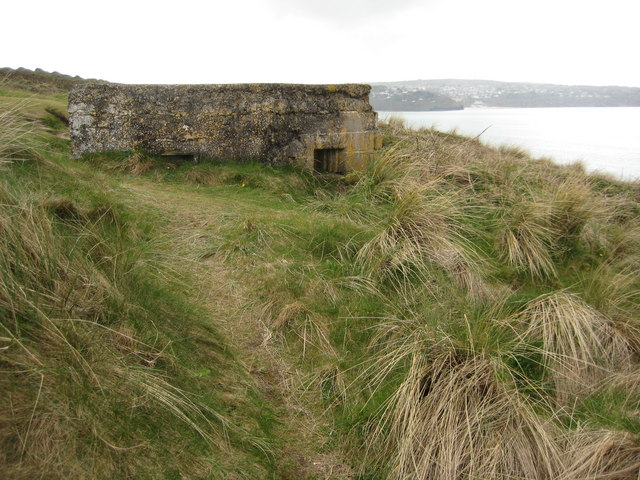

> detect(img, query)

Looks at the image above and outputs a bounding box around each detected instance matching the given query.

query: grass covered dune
[1,83,640,479]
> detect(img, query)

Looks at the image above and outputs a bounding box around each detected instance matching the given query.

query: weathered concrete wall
[69,83,382,173]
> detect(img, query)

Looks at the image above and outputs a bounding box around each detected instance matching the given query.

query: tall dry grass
[355,148,492,301]
[358,292,640,479]
[519,292,634,403]
[358,306,561,479]
[497,195,559,279]
[348,120,640,479]
[0,102,41,166]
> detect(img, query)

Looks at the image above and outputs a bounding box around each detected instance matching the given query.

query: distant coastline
[370,79,640,111]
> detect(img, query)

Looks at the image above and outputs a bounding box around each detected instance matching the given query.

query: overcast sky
[3,0,640,87]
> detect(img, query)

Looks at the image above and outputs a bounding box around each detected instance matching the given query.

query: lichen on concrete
[69,83,382,173]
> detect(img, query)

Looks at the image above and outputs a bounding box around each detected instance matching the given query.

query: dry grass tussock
[114,151,156,175]
[382,356,561,479]
[360,295,640,479]
[355,140,419,201]
[496,176,610,279]
[519,292,634,403]
[362,316,563,479]
[376,118,495,184]
[356,152,492,300]
[497,195,559,279]
[580,262,640,331]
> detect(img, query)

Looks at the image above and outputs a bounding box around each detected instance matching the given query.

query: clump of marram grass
[354,141,418,202]
[354,289,640,479]
[551,178,604,247]
[580,188,640,259]
[377,355,561,480]
[358,308,564,480]
[579,262,640,326]
[494,176,613,279]
[355,174,491,300]
[380,114,409,140]
[376,118,499,185]
[496,195,559,279]
[118,151,156,175]
[518,292,633,403]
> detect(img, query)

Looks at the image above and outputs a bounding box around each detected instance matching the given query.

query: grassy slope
[1,81,640,479]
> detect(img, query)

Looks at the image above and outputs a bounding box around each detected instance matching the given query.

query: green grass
[2,85,640,479]
[0,99,277,479]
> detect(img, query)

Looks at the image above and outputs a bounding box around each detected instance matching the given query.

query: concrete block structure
[69,83,382,173]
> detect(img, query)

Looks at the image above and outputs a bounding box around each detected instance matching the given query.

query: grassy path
[118,178,355,478]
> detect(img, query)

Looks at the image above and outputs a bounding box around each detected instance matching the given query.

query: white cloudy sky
[3,0,640,86]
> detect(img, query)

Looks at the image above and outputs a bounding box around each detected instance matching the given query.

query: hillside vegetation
[0,67,105,95]
[1,79,640,479]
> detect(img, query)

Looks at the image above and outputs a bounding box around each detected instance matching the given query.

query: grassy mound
[1,87,639,479]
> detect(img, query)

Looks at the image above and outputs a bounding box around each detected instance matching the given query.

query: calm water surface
[380,108,640,180]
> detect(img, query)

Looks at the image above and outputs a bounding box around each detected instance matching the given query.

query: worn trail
[119,178,355,478]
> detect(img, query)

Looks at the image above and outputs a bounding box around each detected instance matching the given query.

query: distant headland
[370,79,640,111]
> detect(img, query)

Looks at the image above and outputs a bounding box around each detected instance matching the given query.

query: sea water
[379,107,640,180]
